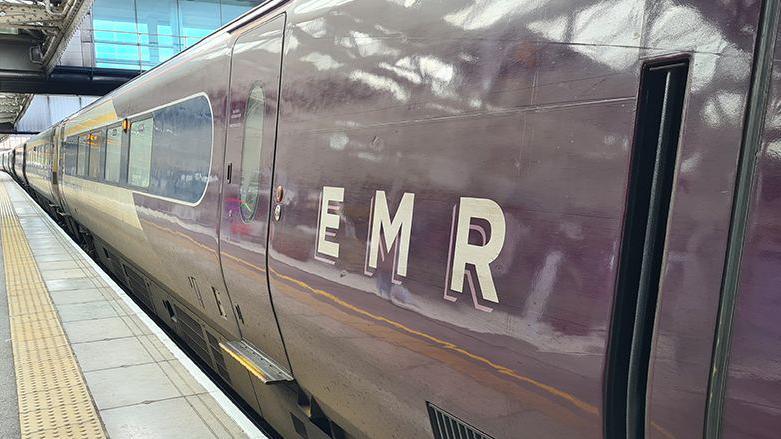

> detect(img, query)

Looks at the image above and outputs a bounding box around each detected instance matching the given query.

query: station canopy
[0,0,93,133]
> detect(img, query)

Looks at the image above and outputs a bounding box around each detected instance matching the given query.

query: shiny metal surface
[58,31,244,339]
[645,3,763,438]
[266,1,761,438]
[218,12,291,371]
[722,17,781,439]
[8,1,770,438]
[220,340,294,383]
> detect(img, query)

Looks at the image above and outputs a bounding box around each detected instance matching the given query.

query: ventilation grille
[100,246,123,278]
[206,332,231,384]
[122,264,153,310]
[110,256,123,280]
[427,403,493,439]
[172,304,211,363]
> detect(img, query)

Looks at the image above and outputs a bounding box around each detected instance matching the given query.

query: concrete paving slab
[84,363,185,410]
[101,397,222,439]
[50,287,106,305]
[63,317,134,343]
[72,337,154,372]
[57,300,120,322]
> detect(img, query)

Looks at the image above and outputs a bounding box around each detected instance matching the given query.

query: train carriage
[5,1,781,438]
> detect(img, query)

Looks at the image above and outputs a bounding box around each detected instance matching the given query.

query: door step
[220,340,293,384]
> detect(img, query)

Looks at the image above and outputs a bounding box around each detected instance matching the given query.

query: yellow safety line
[0,183,106,439]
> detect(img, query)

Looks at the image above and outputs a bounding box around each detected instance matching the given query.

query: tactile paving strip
[0,185,107,438]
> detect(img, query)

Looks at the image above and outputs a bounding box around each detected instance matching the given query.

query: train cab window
[89,129,106,179]
[105,125,123,183]
[239,85,265,221]
[128,118,153,188]
[64,136,78,174]
[77,133,89,176]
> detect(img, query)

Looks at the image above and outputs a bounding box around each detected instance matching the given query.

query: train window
[64,136,78,174]
[62,137,76,175]
[77,133,89,176]
[89,129,106,179]
[239,85,265,221]
[148,95,212,203]
[128,118,153,188]
[105,125,123,183]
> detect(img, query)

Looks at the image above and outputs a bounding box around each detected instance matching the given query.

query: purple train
[2,1,781,438]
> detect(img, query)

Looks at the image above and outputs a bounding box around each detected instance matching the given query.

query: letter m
[367,191,415,278]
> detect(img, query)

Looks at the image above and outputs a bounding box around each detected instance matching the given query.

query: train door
[218,13,292,378]
[50,127,64,208]
[20,144,28,186]
[56,135,75,216]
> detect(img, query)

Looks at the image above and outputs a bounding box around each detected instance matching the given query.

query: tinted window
[77,133,89,176]
[89,130,106,179]
[239,85,265,221]
[64,136,78,174]
[105,126,123,183]
[148,95,212,202]
[128,118,153,188]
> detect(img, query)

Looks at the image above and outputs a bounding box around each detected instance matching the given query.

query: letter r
[449,197,506,303]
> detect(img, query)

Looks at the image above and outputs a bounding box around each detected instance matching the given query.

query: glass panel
[179,0,220,49]
[128,118,153,188]
[77,133,89,176]
[64,136,78,174]
[92,0,140,70]
[89,130,106,179]
[220,0,262,24]
[89,0,264,70]
[149,95,212,202]
[136,0,179,66]
[105,126,123,183]
[239,85,265,221]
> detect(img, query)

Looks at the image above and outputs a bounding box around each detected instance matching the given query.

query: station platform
[0,173,268,439]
